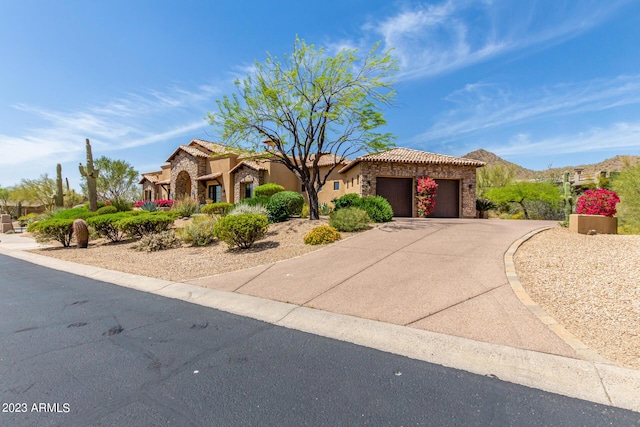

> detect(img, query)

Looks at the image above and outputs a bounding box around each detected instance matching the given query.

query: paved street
[1,254,639,426]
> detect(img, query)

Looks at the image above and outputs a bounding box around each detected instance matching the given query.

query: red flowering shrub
[416,177,438,217]
[155,199,174,207]
[575,188,619,217]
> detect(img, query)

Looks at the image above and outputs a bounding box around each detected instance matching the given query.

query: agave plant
[140,201,158,212]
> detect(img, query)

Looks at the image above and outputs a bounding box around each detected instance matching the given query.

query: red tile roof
[339,147,485,173]
[195,172,223,181]
[229,160,268,174]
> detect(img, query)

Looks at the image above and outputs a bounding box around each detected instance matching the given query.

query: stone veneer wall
[233,166,265,202]
[359,162,478,218]
[170,151,207,202]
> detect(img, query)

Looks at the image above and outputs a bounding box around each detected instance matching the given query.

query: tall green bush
[254,183,285,198]
[269,191,304,217]
[358,196,393,223]
[213,213,268,249]
[612,162,640,233]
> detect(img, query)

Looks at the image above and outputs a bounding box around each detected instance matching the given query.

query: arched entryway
[175,170,192,199]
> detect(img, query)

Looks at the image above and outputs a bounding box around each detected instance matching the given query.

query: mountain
[463,149,639,181]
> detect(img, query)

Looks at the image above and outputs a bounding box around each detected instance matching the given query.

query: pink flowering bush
[575,189,619,217]
[416,177,438,217]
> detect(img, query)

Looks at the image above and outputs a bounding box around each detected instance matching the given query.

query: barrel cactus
[73,219,89,248]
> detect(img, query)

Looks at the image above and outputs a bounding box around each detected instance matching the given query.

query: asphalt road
[1,254,638,426]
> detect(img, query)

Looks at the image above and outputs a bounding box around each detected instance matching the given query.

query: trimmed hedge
[28,218,75,247]
[201,202,234,216]
[254,183,285,198]
[116,213,174,238]
[53,208,98,220]
[97,205,118,215]
[213,213,268,249]
[87,213,131,242]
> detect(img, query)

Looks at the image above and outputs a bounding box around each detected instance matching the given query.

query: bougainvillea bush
[575,188,620,217]
[416,177,438,217]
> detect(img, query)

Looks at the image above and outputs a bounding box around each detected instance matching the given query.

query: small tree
[210,37,398,219]
[612,161,640,230]
[80,156,139,203]
[476,163,518,198]
[486,181,562,220]
[11,174,57,211]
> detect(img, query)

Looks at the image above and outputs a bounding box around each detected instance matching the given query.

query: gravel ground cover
[515,227,640,369]
[29,218,354,282]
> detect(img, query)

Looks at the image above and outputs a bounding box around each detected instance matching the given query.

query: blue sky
[1,0,639,191]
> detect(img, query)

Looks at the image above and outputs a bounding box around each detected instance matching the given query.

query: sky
[1,0,640,191]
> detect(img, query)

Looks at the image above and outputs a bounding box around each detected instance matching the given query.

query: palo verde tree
[486,181,562,220]
[80,156,139,202]
[209,37,398,220]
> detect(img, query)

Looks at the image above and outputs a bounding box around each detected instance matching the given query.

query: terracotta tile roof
[339,147,485,173]
[138,172,160,184]
[196,172,222,181]
[305,153,350,168]
[229,160,268,174]
[165,145,211,162]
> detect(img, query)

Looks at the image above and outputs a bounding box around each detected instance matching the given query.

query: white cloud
[488,122,640,157]
[363,0,630,80]
[412,74,640,143]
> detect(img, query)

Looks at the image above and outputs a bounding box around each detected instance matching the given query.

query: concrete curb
[1,244,639,413]
[504,227,612,364]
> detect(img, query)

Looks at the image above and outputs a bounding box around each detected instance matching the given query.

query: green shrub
[28,218,75,247]
[213,213,269,249]
[266,196,290,223]
[303,225,341,245]
[84,201,108,210]
[329,207,371,232]
[200,202,234,216]
[116,213,174,238]
[180,216,217,246]
[254,183,285,198]
[53,208,98,220]
[229,204,268,216]
[87,212,133,242]
[332,193,361,210]
[97,205,118,215]
[135,230,182,252]
[236,195,270,208]
[173,198,199,217]
[319,202,332,216]
[358,196,394,223]
[110,198,133,212]
[301,203,310,218]
[270,191,304,216]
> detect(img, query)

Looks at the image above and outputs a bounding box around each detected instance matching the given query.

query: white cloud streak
[0,84,219,168]
[360,0,630,80]
[412,74,640,144]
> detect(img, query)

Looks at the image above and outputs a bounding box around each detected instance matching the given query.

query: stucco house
[140,139,485,218]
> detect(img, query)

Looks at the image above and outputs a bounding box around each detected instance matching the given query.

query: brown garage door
[376,177,413,217]
[430,179,460,218]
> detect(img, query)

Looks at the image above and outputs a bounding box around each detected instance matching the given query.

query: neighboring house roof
[229,160,268,174]
[339,147,486,173]
[156,179,171,185]
[195,172,223,181]
[304,153,350,168]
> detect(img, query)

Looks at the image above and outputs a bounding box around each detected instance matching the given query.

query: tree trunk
[306,185,320,220]
[519,201,530,220]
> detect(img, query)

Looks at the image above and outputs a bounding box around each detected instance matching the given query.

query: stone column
[1,214,14,233]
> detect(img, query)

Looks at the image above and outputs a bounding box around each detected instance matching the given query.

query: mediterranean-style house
[139,139,485,218]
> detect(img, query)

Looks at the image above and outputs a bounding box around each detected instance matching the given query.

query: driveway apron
[187,218,578,358]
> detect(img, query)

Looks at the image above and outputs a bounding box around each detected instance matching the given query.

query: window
[244,182,254,199]
[208,185,222,203]
[144,190,152,201]
[333,181,340,191]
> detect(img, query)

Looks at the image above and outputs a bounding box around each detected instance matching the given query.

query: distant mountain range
[463,149,639,181]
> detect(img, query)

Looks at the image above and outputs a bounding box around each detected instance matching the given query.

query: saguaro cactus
[563,170,573,222]
[54,163,64,207]
[73,218,89,248]
[79,138,99,211]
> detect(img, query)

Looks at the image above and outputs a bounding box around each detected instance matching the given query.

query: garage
[376,177,413,217]
[430,179,460,218]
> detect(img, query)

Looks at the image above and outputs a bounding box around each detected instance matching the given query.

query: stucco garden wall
[359,162,478,218]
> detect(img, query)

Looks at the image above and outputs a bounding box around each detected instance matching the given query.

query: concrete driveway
[188,218,578,358]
